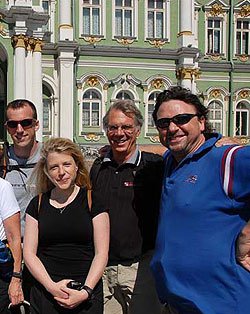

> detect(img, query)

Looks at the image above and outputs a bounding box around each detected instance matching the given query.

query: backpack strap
[38,193,42,213]
[87,189,92,211]
[0,142,9,179]
[221,145,244,198]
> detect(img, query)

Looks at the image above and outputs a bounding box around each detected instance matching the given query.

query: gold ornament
[210,89,221,98]
[240,5,250,17]
[239,55,249,62]
[77,83,82,90]
[116,38,134,45]
[83,36,103,44]
[149,136,160,143]
[148,39,166,48]
[239,90,249,99]
[209,4,223,16]
[86,76,100,87]
[84,134,101,142]
[151,79,164,89]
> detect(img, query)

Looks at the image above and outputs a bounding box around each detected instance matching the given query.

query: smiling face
[106,109,141,163]
[6,104,39,157]
[156,99,205,162]
[46,152,78,191]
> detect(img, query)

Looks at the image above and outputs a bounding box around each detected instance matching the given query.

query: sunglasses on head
[156,113,201,129]
[6,119,35,129]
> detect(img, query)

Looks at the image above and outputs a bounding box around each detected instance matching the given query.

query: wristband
[81,285,94,300]
[12,271,22,279]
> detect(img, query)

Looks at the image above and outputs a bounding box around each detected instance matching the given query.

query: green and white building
[0,0,250,154]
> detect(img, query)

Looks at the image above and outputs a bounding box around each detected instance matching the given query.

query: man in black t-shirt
[90,100,164,314]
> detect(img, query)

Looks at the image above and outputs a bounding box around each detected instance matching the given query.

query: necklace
[57,205,67,214]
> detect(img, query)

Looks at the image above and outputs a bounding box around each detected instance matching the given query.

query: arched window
[43,84,53,135]
[148,91,160,127]
[236,101,249,136]
[82,90,101,127]
[207,100,223,133]
[116,90,134,100]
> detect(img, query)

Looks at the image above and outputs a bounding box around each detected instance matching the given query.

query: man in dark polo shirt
[90,100,164,314]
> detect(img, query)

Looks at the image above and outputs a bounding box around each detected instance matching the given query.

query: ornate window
[207,100,223,133]
[116,90,134,100]
[42,0,51,32]
[236,19,250,55]
[207,18,222,54]
[82,0,103,36]
[148,91,160,128]
[82,90,101,127]
[145,0,170,41]
[236,102,249,136]
[42,84,53,136]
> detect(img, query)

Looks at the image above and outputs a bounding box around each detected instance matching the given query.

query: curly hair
[31,138,91,194]
[152,86,210,132]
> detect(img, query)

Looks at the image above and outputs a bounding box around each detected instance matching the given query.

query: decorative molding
[210,54,221,61]
[103,84,109,90]
[208,4,223,16]
[0,14,6,36]
[239,54,249,62]
[176,68,201,81]
[86,76,100,87]
[210,89,221,98]
[239,137,250,145]
[151,78,164,89]
[33,38,43,53]
[239,5,250,17]
[77,83,82,89]
[83,134,101,142]
[148,39,166,48]
[59,24,73,29]
[82,36,103,44]
[143,86,148,92]
[177,31,193,38]
[115,37,135,45]
[224,96,229,101]
[238,90,249,99]
[149,135,160,143]
[11,34,28,49]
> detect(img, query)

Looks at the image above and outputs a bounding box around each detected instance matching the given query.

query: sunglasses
[156,113,201,129]
[6,119,35,129]
[107,124,136,134]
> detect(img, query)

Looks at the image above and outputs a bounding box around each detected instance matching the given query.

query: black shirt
[26,187,107,279]
[90,150,164,264]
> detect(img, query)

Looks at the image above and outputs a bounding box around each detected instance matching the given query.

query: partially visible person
[151,86,250,314]
[4,99,41,239]
[23,138,109,314]
[91,100,164,314]
[0,178,23,314]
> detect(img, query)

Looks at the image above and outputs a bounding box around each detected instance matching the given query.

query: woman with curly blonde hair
[23,138,109,314]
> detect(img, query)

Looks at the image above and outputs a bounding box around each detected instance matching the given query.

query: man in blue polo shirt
[151,86,250,314]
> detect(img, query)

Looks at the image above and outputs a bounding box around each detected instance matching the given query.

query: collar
[103,145,141,167]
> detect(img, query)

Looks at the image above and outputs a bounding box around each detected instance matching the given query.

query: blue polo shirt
[151,133,250,314]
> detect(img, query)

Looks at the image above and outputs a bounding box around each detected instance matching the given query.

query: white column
[32,39,43,141]
[26,39,33,101]
[12,35,26,99]
[180,79,192,91]
[58,50,75,139]
[178,0,195,47]
[59,0,73,41]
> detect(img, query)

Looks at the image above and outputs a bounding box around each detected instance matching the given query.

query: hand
[54,286,89,309]
[46,279,70,299]
[236,224,250,272]
[215,137,241,147]
[8,277,24,306]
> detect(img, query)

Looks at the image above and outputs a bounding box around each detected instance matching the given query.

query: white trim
[223,146,240,196]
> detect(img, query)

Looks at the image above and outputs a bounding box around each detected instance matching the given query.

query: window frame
[80,0,106,38]
[80,89,102,131]
[145,0,170,42]
[206,17,223,55]
[235,18,250,56]
[112,0,138,40]
[235,101,250,137]
[207,100,223,134]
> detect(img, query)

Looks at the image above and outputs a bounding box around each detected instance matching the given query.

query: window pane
[208,29,213,53]
[148,0,154,8]
[93,0,100,4]
[83,0,90,3]
[83,102,90,110]
[236,32,241,54]
[83,91,91,99]
[91,91,100,99]
[243,21,249,29]
[148,11,154,37]
[241,111,248,135]
[243,32,249,54]
[236,112,240,135]
[214,30,220,53]
[115,9,122,36]
[42,1,49,13]
[82,102,90,126]
[237,21,241,29]
[116,0,122,6]
[43,99,50,131]
[208,19,213,28]
[92,8,100,35]
[214,20,220,28]
[92,102,99,110]
[156,12,163,38]
[156,0,163,9]
[83,8,90,35]
[125,0,132,6]
[124,10,132,36]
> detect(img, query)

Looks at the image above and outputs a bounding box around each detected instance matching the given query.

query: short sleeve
[26,195,40,221]
[0,179,20,221]
[90,189,109,218]
[231,146,250,201]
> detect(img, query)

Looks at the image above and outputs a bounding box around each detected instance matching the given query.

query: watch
[12,271,22,279]
[81,285,94,300]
